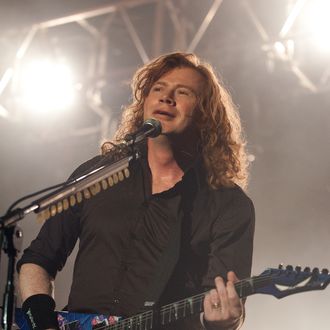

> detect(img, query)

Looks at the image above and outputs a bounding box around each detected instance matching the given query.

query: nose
[159,95,176,106]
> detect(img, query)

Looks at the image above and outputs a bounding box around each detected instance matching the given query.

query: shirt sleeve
[202,188,255,286]
[16,155,102,278]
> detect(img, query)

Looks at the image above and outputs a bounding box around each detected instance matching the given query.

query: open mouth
[153,110,175,118]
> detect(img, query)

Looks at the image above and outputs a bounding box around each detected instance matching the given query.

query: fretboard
[106,275,272,330]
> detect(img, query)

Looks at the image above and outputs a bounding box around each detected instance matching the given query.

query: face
[143,67,204,137]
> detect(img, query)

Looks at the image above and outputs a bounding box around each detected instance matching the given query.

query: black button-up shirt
[17,149,255,317]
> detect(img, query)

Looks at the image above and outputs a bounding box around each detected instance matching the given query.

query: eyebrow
[153,81,198,96]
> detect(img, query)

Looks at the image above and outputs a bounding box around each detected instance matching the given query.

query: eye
[177,88,191,96]
[151,85,162,92]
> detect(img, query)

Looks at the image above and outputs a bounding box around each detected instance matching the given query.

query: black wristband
[22,294,59,330]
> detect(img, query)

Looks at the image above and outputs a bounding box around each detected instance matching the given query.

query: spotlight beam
[77,19,101,38]
[1,26,39,102]
[165,0,188,50]
[279,0,308,39]
[241,0,270,42]
[290,61,318,93]
[0,68,13,97]
[16,25,39,60]
[37,0,157,29]
[152,1,165,56]
[319,66,330,87]
[165,0,183,37]
[120,8,149,64]
[187,0,224,52]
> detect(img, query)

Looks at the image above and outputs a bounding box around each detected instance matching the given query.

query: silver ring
[212,302,221,310]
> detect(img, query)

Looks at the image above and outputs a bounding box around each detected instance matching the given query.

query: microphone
[124,118,162,144]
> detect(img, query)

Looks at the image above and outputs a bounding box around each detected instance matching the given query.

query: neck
[147,134,197,171]
[147,135,197,194]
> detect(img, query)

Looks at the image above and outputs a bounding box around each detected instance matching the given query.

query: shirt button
[113,298,120,304]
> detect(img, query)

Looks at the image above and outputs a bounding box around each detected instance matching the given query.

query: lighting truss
[0,0,328,140]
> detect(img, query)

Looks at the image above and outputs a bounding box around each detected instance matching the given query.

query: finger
[227,279,242,310]
[227,271,239,283]
[210,288,220,304]
[226,272,243,315]
[214,276,229,313]
[226,271,240,300]
[203,291,219,316]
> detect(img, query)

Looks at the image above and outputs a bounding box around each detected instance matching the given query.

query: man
[17,52,255,330]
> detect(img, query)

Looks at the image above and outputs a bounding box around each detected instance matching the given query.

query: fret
[129,317,134,330]
[138,313,143,330]
[168,303,175,322]
[144,310,153,330]
[122,315,134,330]
[234,276,272,298]
[161,306,169,326]
[235,280,249,298]
[171,302,179,321]
[187,297,194,315]
[181,299,187,318]
[176,301,186,320]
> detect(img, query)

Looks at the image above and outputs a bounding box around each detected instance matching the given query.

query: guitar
[15,265,330,330]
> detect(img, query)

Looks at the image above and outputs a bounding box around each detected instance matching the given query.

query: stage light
[274,41,286,58]
[302,0,330,52]
[19,59,75,113]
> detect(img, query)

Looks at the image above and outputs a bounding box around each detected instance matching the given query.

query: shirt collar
[138,141,207,192]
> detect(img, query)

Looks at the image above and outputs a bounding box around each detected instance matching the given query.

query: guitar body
[15,309,123,330]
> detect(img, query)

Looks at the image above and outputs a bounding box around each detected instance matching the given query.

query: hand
[203,271,244,330]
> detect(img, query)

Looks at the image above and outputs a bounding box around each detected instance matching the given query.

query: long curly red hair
[102,52,249,189]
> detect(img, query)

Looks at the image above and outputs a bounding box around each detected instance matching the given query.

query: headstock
[254,264,330,299]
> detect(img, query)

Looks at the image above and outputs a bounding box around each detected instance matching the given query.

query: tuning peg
[108,176,114,187]
[63,198,69,210]
[321,268,329,274]
[113,173,119,184]
[90,182,101,196]
[50,205,57,217]
[124,168,130,178]
[312,267,319,274]
[295,266,301,273]
[57,201,63,213]
[304,266,311,273]
[278,263,284,270]
[286,265,293,271]
[76,191,83,203]
[118,171,124,181]
[70,195,76,207]
[101,179,108,190]
[83,188,91,199]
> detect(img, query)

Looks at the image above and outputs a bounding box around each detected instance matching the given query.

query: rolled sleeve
[17,206,80,278]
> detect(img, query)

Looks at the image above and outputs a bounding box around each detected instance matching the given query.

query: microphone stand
[0,142,142,330]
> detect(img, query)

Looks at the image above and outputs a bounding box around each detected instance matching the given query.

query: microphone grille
[143,118,162,138]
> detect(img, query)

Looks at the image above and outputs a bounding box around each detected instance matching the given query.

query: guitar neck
[107,275,270,329]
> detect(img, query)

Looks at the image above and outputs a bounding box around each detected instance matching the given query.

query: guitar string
[81,270,323,329]
[95,274,276,330]
[96,271,307,330]
[94,270,325,330]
